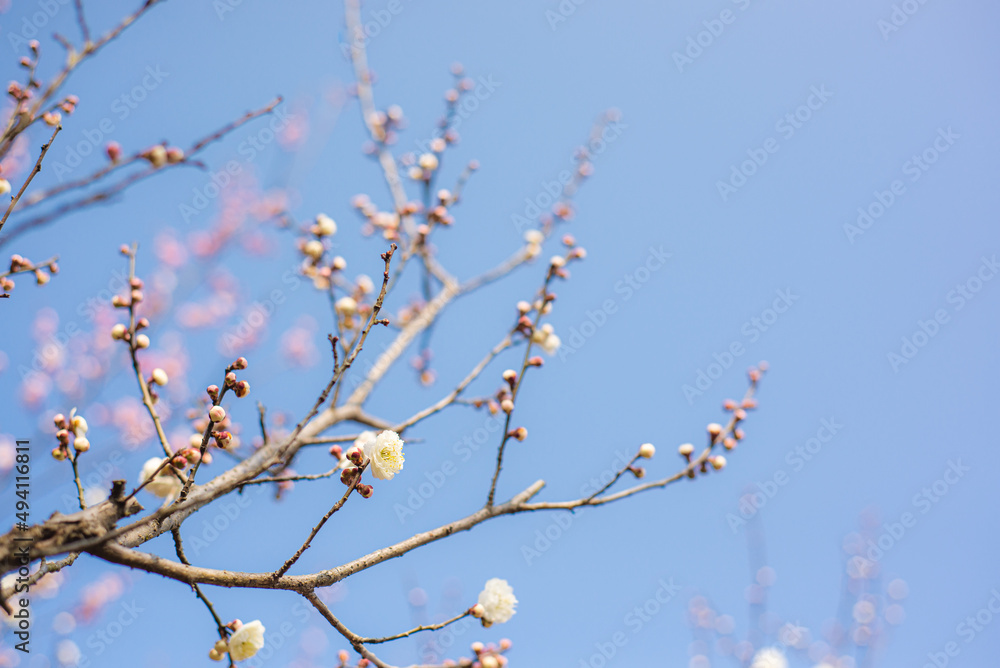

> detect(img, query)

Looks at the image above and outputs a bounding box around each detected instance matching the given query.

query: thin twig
[0,124,60,235]
[359,611,471,644]
[272,462,368,579]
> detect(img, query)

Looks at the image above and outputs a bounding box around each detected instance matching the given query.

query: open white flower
[541,332,561,355]
[363,430,405,480]
[138,457,183,500]
[227,620,265,661]
[477,578,517,625]
[750,647,788,668]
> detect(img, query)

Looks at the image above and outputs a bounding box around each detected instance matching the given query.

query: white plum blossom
[477,578,517,625]
[138,457,183,500]
[363,430,405,480]
[750,647,788,668]
[540,332,561,355]
[227,620,265,661]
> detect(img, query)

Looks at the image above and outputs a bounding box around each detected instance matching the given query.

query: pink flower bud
[329,445,343,459]
[106,141,122,162]
[234,381,250,398]
[209,406,226,423]
[509,427,527,441]
[233,356,248,370]
[678,443,694,457]
[707,423,723,437]
[500,399,514,413]
[53,413,67,429]
[470,603,485,618]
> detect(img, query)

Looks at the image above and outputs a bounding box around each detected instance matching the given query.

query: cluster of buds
[7,80,32,103]
[361,103,405,146]
[141,144,183,168]
[337,443,367,487]
[351,193,409,240]
[110,316,149,349]
[3,254,59,293]
[300,213,341,279]
[171,447,204,470]
[407,151,440,181]
[59,94,78,115]
[335,649,371,668]
[51,409,90,460]
[407,348,435,387]
[547,235,586,279]
[142,367,169,403]
[462,638,512,668]
[622,443,656,479]
[422,187,456,229]
[530,322,561,356]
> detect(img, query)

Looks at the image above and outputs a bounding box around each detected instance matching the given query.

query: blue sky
[1,0,998,666]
